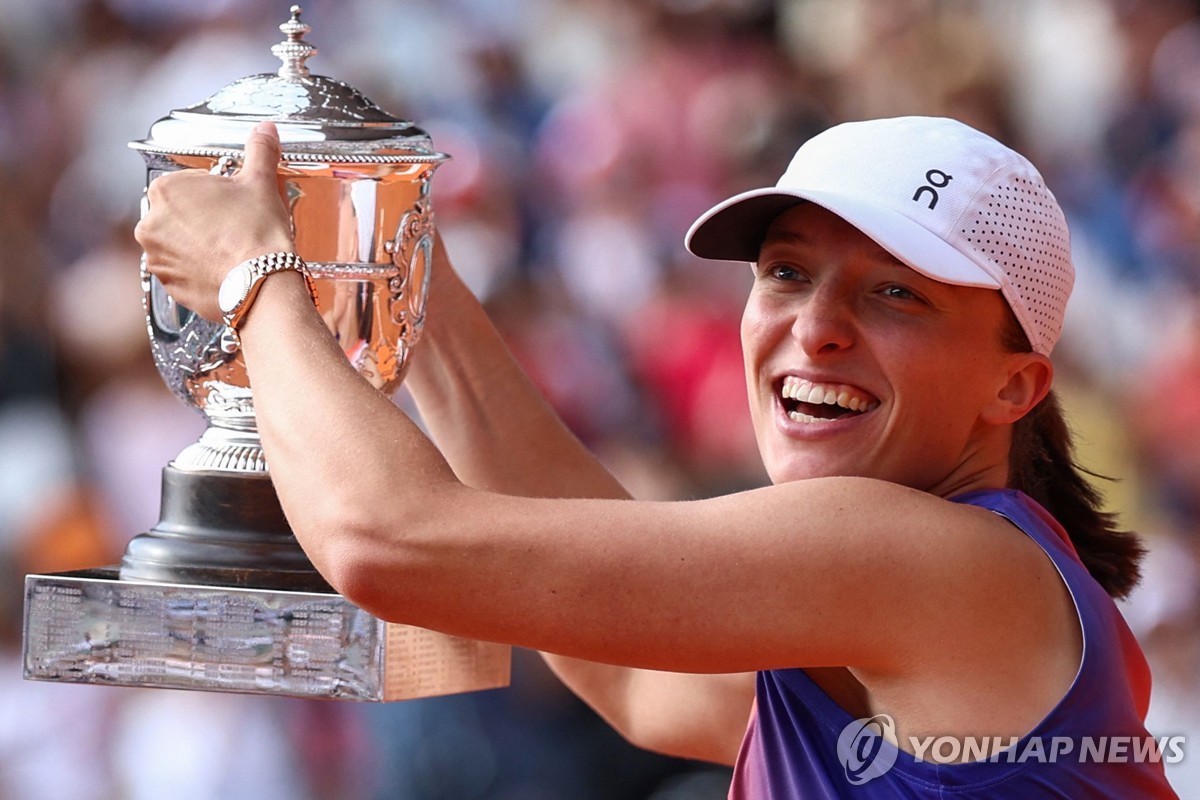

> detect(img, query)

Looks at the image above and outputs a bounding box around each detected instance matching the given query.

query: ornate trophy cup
[22,8,510,702]
[122,6,441,592]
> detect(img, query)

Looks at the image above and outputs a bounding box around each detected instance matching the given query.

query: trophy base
[22,568,511,702]
[119,465,331,592]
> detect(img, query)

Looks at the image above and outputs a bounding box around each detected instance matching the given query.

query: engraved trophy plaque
[22,7,511,702]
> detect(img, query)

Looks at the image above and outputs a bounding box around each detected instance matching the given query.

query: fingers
[240,121,283,183]
[132,120,293,321]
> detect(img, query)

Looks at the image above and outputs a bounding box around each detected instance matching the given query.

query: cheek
[740,307,759,400]
[739,295,780,357]
[740,301,777,417]
[740,299,777,384]
[895,354,1002,441]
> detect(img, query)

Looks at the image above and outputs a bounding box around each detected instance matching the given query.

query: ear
[981,353,1054,425]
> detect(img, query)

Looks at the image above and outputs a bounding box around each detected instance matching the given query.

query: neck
[926,427,1013,499]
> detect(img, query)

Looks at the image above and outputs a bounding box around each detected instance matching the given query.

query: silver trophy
[22,7,511,702]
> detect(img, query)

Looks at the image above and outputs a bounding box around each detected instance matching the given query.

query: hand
[134,121,296,321]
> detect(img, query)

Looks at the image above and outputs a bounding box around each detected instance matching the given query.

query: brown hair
[1002,322,1145,599]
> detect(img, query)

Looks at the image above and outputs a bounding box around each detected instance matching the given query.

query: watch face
[219,265,254,314]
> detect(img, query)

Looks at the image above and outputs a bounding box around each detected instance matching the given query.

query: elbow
[626,725,740,767]
[287,493,400,616]
[574,693,724,765]
[314,535,389,613]
[616,718,703,763]
[610,705,742,766]
[291,485,455,620]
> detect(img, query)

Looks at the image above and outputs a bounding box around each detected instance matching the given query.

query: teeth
[788,410,837,424]
[780,376,877,414]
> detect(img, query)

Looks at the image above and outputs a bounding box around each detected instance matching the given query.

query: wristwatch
[218,251,315,330]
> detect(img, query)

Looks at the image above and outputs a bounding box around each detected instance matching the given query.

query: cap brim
[684,187,1002,290]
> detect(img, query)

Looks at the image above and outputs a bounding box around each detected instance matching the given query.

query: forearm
[405,254,628,500]
[236,271,460,589]
[408,263,751,763]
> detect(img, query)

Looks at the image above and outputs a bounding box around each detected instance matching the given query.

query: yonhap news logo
[836,714,1186,786]
[836,714,899,785]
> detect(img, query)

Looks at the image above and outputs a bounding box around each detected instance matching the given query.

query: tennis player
[136,115,1178,797]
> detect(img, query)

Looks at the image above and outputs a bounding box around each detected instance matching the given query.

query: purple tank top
[729,489,1178,798]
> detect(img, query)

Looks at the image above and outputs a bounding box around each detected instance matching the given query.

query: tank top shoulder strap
[950,489,1151,719]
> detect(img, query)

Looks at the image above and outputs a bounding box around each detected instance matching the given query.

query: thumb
[240,121,283,182]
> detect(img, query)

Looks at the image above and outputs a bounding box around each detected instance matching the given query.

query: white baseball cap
[685,116,1074,356]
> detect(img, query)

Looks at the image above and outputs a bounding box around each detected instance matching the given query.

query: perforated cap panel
[958,173,1073,355]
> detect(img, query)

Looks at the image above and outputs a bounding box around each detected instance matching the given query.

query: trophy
[22,7,510,702]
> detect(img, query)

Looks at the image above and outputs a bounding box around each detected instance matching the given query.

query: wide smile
[777,376,880,424]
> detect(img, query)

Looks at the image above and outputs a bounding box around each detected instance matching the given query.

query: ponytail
[1007,390,1145,599]
[1000,311,1145,599]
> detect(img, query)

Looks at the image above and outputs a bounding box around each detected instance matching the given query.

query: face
[742,203,1030,495]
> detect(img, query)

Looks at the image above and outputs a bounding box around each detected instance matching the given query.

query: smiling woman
[133,116,1178,798]
[736,201,1041,495]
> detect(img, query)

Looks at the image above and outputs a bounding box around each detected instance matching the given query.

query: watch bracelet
[229,251,318,331]
[248,251,309,281]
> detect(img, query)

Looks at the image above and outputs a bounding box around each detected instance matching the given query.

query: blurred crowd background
[2,0,1199,796]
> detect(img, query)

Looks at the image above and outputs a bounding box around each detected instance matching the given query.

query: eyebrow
[759,230,907,268]
[760,230,810,248]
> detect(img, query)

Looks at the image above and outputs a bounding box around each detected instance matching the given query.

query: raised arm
[403,236,629,499]
[399,237,753,763]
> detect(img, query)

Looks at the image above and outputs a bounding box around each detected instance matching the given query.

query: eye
[757,262,804,282]
[772,264,800,280]
[881,284,922,302]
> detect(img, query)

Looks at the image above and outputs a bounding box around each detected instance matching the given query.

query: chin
[763,456,849,485]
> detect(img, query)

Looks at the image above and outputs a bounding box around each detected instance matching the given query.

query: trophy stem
[173,423,268,473]
[118,464,331,592]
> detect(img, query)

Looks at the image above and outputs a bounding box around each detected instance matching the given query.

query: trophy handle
[383,171,436,368]
[210,155,241,176]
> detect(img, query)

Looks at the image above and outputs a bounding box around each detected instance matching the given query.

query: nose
[791,283,856,356]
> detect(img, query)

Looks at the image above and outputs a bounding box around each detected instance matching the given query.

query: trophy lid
[130,6,444,164]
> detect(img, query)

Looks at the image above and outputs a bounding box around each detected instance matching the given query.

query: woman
[136,115,1177,797]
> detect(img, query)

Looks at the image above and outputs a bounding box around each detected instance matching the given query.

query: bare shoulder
[700,477,1072,664]
[771,479,1083,737]
[705,475,1050,575]
[843,477,1064,599]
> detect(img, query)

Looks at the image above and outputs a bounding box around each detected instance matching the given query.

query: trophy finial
[272,5,317,79]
